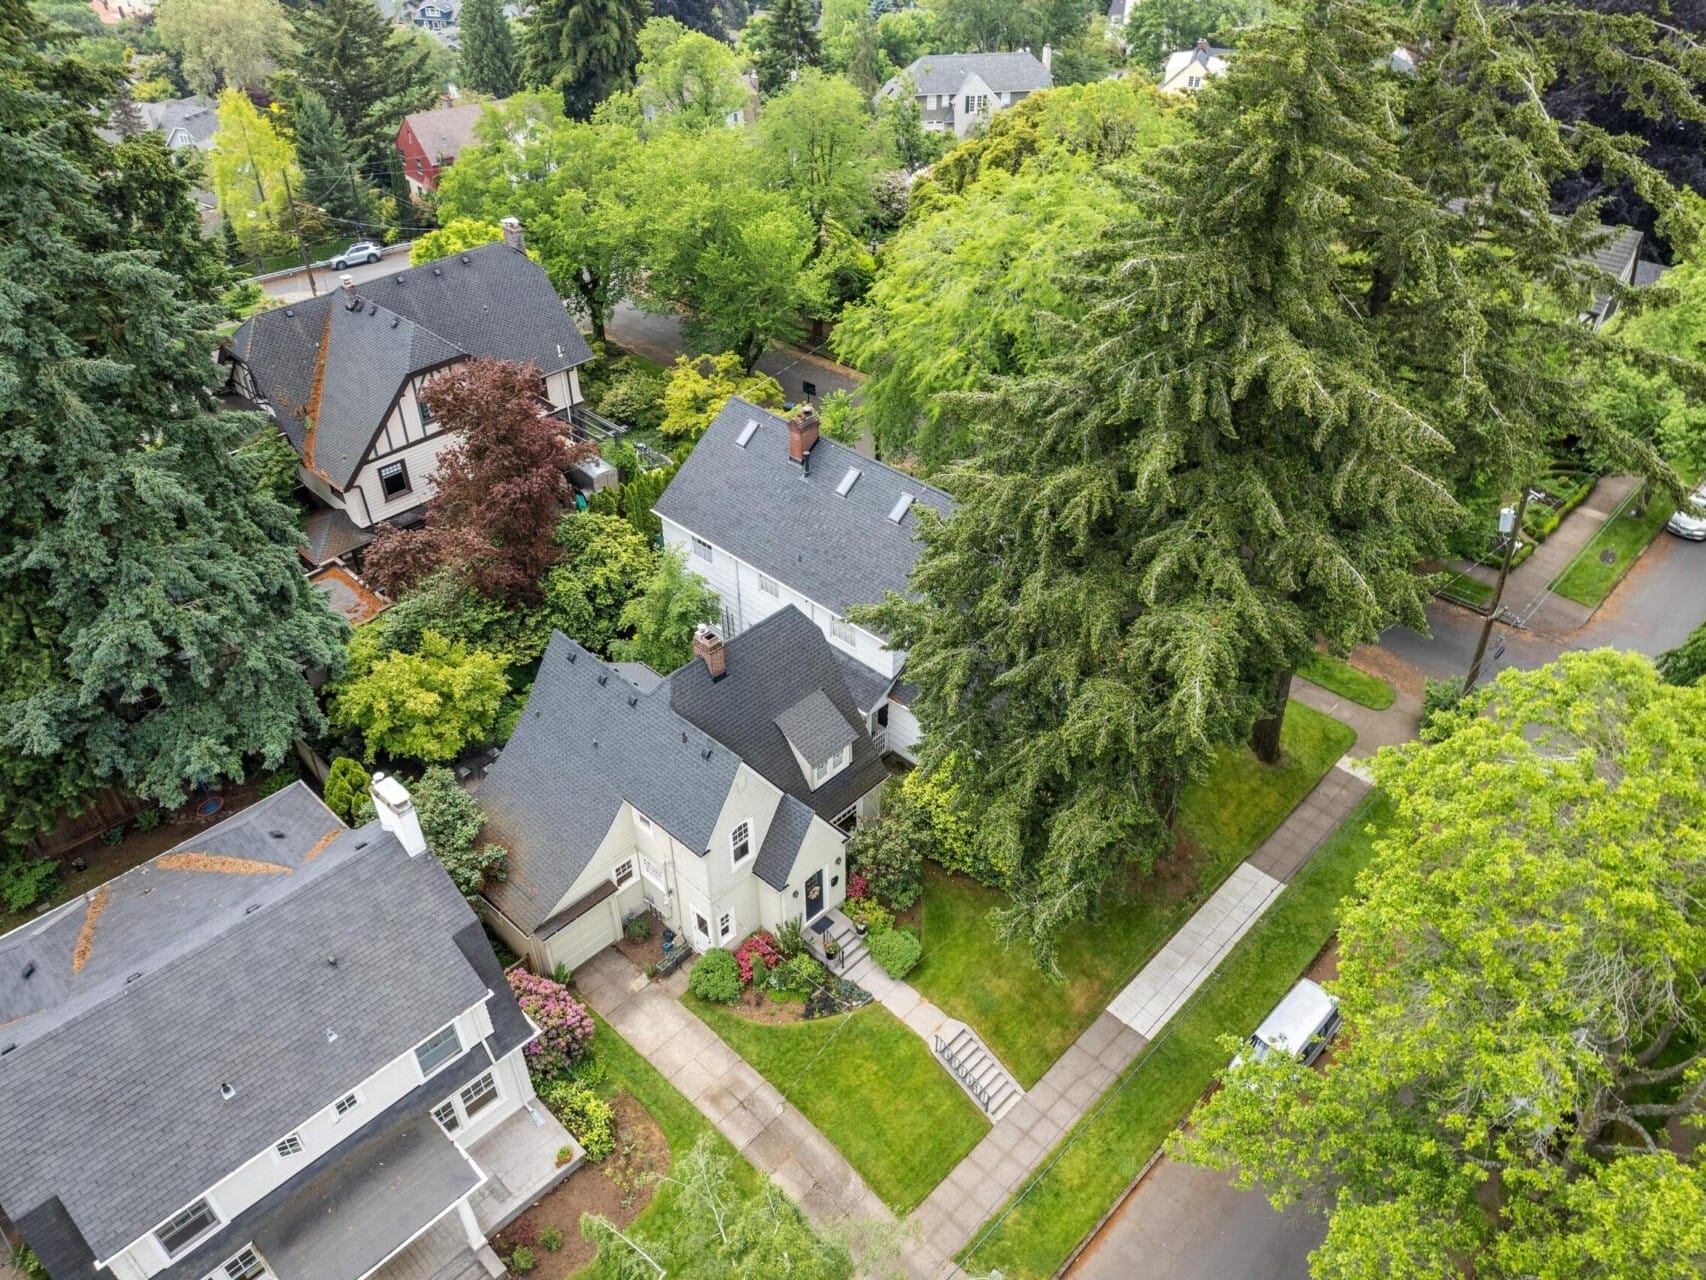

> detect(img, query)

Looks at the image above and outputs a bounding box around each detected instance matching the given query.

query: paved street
[257,244,410,302]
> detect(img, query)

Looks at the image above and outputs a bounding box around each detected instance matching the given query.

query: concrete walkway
[573,949,894,1230]
[1288,672,1422,759]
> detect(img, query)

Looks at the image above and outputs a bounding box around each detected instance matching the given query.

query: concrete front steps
[931,1021,1023,1122]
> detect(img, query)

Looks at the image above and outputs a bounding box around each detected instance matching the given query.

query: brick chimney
[787,404,820,465]
[693,624,727,680]
[340,273,356,307]
[500,216,525,252]
[369,772,427,858]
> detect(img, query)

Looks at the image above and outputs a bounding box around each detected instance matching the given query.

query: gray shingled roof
[302,504,376,566]
[141,95,218,148]
[400,100,493,165]
[889,51,1053,97]
[666,606,889,827]
[1634,258,1669,287]
[227,243,594,490]
[653,399,953,618]
[775,689,856,764]
[833,647,897,713]
[754,794,815,892]
[478,631,739,932]
[0,785,502,1261]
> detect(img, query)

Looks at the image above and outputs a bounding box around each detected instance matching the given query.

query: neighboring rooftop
[140,94,218,149]
[399,99,498,166]
[226,242,593,489]
[0,784,501,1265]
[653,398,953,618]
[886,50,1054,98]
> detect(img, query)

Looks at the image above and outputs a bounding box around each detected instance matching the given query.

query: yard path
[573,949,894,1233]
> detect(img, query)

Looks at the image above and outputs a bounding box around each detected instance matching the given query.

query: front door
[804,869,825,921]
[690,909,713,952]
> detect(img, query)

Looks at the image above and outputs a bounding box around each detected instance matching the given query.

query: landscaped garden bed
[909,700,1357,1086]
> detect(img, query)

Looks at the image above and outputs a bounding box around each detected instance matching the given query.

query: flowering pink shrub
[507,968,595,1078]
[848,871,870,901]
[733,931,782,985]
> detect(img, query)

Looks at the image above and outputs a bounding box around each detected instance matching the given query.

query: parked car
[1232,978,1341,1071]
[1666,483,1706,540]
[329,240,383,270]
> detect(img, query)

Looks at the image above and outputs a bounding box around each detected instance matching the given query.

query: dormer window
[414,1022,462,1078]
[154,1198,219,1258]
[812,745,852,786]
[731,821,752,864]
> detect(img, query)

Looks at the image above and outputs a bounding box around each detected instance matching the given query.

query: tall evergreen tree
[750,0,819,94]
[845,13,884,96]
[293,87,371,228]
[291,0,437,162]
[523,0,650,119]
[0,0,346,845]
[651,0,724,39]
[459,0,522,97]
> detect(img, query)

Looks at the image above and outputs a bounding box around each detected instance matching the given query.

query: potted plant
[825,938,840,959]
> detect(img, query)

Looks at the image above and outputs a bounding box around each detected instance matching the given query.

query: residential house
[877,50,1054,137]
[0,778,573,1280]
[477,626,864,975]
[140,95,218,151]
[221,234,594,540]
[1159,39,1231,92]
[411,0,457,30]
[652,399,954,762]
[395,101,497,194]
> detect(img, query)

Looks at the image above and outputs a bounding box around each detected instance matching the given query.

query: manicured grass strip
[1551,484,1673,607]
[910,702,1357,1087]
[687,999,988,1213]
[1296,650,1396,710]
[1436,571,1495,609]
[573,1013,767,1277]
[958,792,1394,1280]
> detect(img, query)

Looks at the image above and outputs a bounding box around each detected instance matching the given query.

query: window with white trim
[275,1133,304,1158]
[692,536,713,562]
[334,1092,360,1118]
[414,1023,462,1077]
[460,1071,499,1119]
[155,1199,219,1258]
[812,744,852,787]
[433,1099,461,1133]
[1186,74,1203,89]
[966,93,989,114]
[758,573,779,597]
[613,858,636,888]
[829,615,855,646]
[730,821,751,864]
[212,1246,269,1280]
[718,911,735,942]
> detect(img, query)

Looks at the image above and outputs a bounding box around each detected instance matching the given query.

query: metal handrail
[935,1032,997,1111]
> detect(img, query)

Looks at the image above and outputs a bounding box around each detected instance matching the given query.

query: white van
[1233,978,1341,1070]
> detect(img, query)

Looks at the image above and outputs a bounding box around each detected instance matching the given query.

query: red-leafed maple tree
[364,358,594,602]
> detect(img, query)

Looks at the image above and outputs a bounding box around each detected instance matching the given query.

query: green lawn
[958,791,1395,1280]
[1436,571,1495,609]
[1551,485,1674,607]
[687,999,988,1213]
[1296,650,1396,710]
[573,1014,766,1277]
[909,701,1357,1087]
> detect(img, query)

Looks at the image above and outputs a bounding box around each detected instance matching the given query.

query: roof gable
[653,398,953,617]
[892,51,1053,97]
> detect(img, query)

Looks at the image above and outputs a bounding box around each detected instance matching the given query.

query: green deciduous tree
[758,69,882,236]
[749,0,820,95]
[154,0,296,95]
[460,0,523,97]
[1121,0,1260,69]
[332,631,509,764]
[1,2,346,838]
[635,17,748,131]
[1180,651,1706,1280]
[210,88,301,258]
[658,352,784,439]
[410,217,505,263]
[541,513,657,655]
[611,547,722,672]
[524,0,650,118]
[291,0,437,162]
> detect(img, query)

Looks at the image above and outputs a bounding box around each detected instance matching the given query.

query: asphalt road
[257,246,410,303]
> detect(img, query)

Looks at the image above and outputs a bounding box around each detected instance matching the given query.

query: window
[433,1099,461,1133]
[418,391,436,426]
[692,536,713,562]
[718,911,735,942]
[414,1023,462,1077]
[334,1092,360,1118]
[274,1133,303,1159]
[613,859,636,888]
[830,615,855,646]
[1186,74,1203,89]
[966,94,989,114]
[635,811,653,833]
[460,1071,500,1119]
[812,745,851,787]
[379,460,410,499]
[730,821,751,865]
[214,1247,269,1280]
[155,1199,219,1258]
[757,573,779,597]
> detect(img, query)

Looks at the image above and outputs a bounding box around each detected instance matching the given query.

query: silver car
[1667,483,1706,541]
[329,240,383,270]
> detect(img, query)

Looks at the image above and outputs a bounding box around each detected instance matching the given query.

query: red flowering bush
[848,871,870,901]
[733,932,783,985]
[507,968,595,1078]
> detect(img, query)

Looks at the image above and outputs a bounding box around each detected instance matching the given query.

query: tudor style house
[222,236,594,554]
[878,50,1054,137]
[477,620,884,975]
[653,399,953,762]
[0,779,574,1280]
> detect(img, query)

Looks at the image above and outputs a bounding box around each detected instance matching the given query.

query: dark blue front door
[805,869,824,920]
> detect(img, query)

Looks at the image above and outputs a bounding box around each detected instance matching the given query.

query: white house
[652,399,954,763]
[1159,39,1232,92]
[877,50,1055,137]
[221,233,594,549]
[0,780,572,1280]
[477,622,882,974]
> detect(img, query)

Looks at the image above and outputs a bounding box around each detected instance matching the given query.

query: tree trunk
[1249,667,1293,765]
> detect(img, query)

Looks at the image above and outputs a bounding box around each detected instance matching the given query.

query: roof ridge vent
[736,419,759,448]
[459,254,471,264]
[888,493,916,523]
[836,467,862,497]
[597,672,608,685]
[566,649,577,662]
[627,694,638,708]
[701,747,712,761]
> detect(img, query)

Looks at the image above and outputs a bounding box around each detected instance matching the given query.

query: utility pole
[1464,485,1531,694]
[279,166,318,297]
